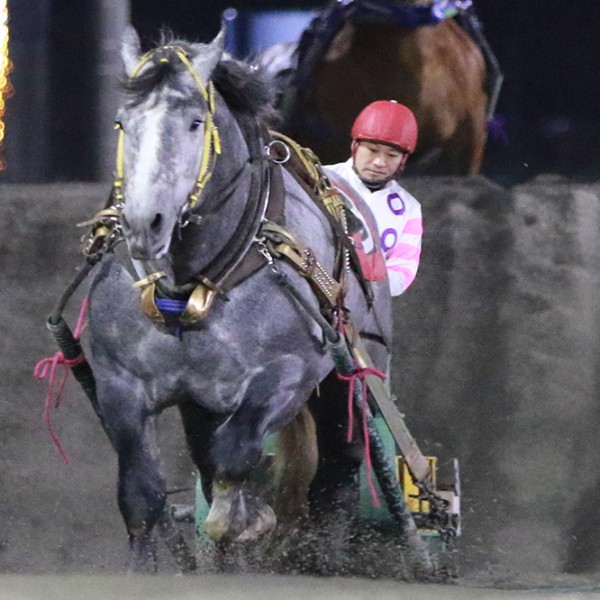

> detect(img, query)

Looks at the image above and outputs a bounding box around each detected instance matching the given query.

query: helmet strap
[397,152,409,172]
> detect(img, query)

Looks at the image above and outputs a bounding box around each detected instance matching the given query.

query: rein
[353,0,467,25]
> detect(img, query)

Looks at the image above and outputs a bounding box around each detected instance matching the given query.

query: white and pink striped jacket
[325,159,423,296]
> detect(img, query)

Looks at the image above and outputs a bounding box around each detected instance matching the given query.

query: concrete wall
[1,178,599,580]
[395,176,600,580]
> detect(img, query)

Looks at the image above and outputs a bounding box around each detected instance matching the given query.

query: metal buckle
[132,271,167,290]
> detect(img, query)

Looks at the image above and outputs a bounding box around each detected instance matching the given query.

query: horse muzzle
[127,239,170,261]
[121,209,174,260]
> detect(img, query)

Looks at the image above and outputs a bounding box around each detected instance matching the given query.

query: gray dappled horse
[85,26,392,572]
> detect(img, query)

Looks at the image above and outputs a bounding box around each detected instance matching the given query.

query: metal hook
[177,205,203,235]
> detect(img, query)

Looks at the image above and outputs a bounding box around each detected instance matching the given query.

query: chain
[254,236,280,274]
[412,481,459,541]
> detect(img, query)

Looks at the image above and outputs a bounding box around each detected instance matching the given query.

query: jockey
[324,100,422,297]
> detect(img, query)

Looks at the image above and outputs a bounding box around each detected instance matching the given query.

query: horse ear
[191,26,226,84]
[121,25,142,78]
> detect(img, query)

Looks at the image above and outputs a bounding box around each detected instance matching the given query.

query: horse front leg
[117,433,164,573]
[204,356,312,544]
[98,375,194,573]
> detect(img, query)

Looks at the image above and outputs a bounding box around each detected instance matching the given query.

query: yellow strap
[213,125,222,155]
[174,49,209,102]
[115,126,124,181]
[116,46,221,213]
[130,52,154,78]
[187,83,222,210]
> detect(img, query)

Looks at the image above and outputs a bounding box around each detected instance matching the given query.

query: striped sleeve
[385,204,423,296]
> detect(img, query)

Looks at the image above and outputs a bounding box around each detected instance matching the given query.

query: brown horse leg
[464,118,488,175]
[272,403,318,531]
[255,403,319,573]
[447,114,488,175]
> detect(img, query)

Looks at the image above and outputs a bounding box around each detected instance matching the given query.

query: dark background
[124,0,600,184]
[3,0,600,185]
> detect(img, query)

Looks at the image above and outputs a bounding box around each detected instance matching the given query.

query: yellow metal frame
[397,456,438,513]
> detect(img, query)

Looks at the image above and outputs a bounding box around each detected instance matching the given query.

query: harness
[264,131,374,308]
[80,45,367,329]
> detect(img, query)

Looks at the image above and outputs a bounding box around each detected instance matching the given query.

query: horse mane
[120,31,277,124]
[213,57,278,124]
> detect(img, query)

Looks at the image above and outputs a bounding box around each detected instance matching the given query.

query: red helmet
[351,100,418,154]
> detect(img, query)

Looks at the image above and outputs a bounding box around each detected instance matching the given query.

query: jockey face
[353,140,408,185]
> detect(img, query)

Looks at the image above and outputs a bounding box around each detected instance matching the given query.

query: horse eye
[190,119,203,132]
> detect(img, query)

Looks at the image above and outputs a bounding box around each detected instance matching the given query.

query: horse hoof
[235,503,276,542]
[204,480,277,543]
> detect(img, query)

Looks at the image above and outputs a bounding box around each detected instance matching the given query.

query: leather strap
[260,220,342,309]
[269,130,373,306]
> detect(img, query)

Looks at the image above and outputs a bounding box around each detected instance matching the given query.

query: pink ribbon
[338,365,387,507]
[33,298,89,464]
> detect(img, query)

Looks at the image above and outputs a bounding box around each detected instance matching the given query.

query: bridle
[104,44,285,327]
[352,0,473,26]
[112,45,222,215]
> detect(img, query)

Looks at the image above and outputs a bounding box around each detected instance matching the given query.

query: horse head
[117,26,225,261]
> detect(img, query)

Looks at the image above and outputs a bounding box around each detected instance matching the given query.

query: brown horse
[265,0,497,175]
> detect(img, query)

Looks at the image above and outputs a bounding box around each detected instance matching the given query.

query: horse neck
[168,104,260,286]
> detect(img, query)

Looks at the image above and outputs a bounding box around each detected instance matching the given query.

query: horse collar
[134,120,286,330]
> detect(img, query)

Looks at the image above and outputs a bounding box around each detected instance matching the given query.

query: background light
[0,1,12,171]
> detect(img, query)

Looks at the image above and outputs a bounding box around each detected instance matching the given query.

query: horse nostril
[150,213,163,233]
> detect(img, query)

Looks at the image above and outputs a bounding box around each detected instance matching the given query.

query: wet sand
[2,573,599,600]
[4,182,600,592]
